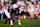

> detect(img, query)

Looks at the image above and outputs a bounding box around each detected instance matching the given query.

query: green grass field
[0,19,40,27]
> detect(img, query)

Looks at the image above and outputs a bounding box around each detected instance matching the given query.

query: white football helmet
[13,4,19,9]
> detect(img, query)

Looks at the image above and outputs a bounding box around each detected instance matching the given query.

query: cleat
[18,23,22,25]
[4,21,6,24]
[10,24,13,25]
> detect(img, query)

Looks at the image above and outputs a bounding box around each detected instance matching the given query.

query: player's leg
[12,13,16,22]
[4,12,13,25]
[4,12,10,24]
[18,15,21,25]
[4,18,9,24]
[4,13,10,24]
[10,12,13,25]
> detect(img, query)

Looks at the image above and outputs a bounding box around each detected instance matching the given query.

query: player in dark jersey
[11,4,21,25]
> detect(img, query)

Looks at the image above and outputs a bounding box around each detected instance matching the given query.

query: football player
[11,3,21,25]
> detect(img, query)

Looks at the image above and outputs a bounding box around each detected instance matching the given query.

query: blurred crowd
[0,0,40,19]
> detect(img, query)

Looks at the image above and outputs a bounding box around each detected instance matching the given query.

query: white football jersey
[2,6,10,18]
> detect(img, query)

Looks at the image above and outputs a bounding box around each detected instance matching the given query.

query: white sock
[18,20,21,25]
[18,20,20,23]
[10,20,13,25]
